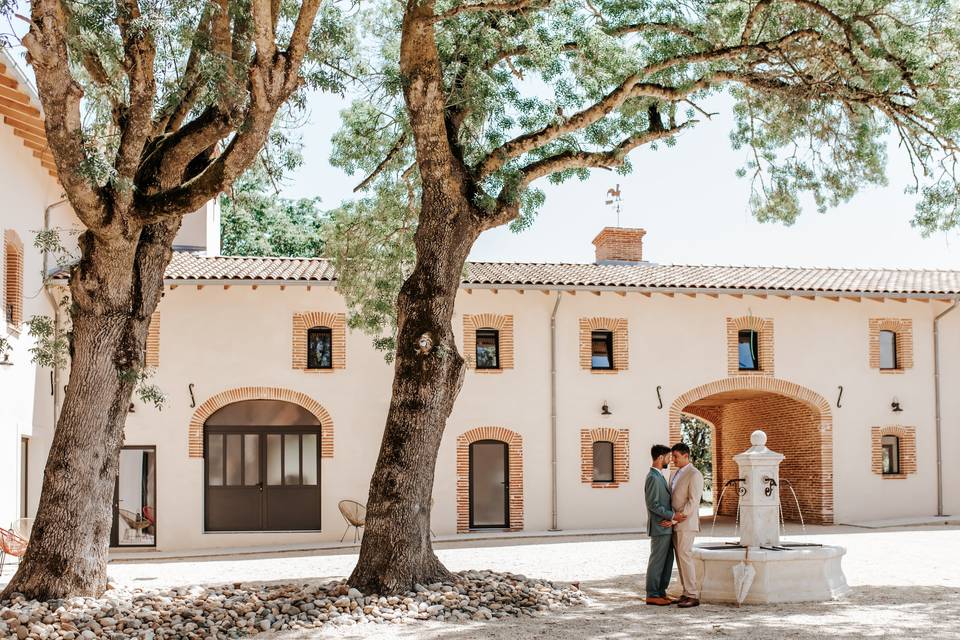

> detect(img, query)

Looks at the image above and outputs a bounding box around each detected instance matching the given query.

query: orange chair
[0,527,28,575]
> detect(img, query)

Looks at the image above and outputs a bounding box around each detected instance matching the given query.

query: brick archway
[669,377,833,524]
[456,427,523,533]
[188,387,334,458]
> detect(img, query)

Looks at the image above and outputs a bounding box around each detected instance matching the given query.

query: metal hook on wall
[188,383,196,408]
[656,385,663,410]
[836,385,843,408]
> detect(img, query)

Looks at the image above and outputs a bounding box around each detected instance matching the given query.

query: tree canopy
[329,0,960,343]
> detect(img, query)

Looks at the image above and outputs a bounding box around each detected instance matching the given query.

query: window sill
[590,482,620,488]
[589,368,620,375]
[880,473,908,480]
[731,369,772,376]
[878,369,906,374]
[300,368,337,373]
[473,368,505,374]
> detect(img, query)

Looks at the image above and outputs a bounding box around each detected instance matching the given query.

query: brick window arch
[579,317,628,373]
[456,426,523,532]
[4,230,24,330]
[726,316,774,376]
[580,427,630,487]
[869,319,913,372]
[871,426,916,478]
[463,314,514,371]
[188,387,334,459]
[292,312,346,371]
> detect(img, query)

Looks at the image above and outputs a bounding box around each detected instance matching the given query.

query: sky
[4,9,958,271]
[287,91,960,270]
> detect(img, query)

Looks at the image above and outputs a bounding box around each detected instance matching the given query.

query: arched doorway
[670,378,833,524]
[204,399,322,531]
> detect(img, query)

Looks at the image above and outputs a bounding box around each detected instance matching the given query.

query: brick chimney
[592,227,646,264]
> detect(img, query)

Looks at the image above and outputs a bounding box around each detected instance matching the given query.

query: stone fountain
[693,430,849,604]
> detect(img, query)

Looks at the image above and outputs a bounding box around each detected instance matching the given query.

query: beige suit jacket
[669,464,705,532]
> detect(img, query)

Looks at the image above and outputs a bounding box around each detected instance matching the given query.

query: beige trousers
[673,530,699,598]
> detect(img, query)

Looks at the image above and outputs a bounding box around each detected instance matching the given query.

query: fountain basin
[693,544,849,604]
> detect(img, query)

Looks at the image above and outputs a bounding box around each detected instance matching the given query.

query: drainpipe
[43,198,69,421]
[933,299,958,517]
[549,291,563,531]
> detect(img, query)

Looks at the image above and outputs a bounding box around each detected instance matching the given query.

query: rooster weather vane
[605,184,623,227]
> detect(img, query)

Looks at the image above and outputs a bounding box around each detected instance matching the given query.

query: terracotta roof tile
[147,252,960,296]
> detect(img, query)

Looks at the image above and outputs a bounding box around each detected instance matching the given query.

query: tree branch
[433,0,543,22]
[354,133,408,192]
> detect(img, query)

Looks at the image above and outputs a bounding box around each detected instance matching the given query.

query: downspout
[933,299,958,517]
[549,291,562,531]
[43,198,69,422]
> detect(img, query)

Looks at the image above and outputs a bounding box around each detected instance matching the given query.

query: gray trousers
[645,533,674,598]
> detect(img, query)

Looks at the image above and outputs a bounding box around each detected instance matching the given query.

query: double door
[205,427,321,531]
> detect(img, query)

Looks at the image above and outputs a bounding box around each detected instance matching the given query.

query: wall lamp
[891,397,903,413]
[0,352,12,366]
[601,401,612,416]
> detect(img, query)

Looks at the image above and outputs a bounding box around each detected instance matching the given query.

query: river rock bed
[0,570,586,638]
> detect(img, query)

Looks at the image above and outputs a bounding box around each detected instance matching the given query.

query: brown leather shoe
[677,597,700,608]
[645,596,672,606]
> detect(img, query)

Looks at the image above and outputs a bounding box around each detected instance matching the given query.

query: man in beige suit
[669,442,704,608]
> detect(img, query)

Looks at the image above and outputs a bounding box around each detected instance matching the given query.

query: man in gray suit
[644,444,684,605]
[670,441,705,608]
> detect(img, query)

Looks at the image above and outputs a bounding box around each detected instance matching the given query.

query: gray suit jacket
[645,467,674,536]
[669,464,705,532]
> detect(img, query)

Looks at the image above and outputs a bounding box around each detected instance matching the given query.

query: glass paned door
[469,441,508,528]
[111,447,157,547]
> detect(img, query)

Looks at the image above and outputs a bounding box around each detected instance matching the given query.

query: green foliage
[25,314,69,370]
[221,164,327,258]
[328,0,960,347]
[681,415,713,494]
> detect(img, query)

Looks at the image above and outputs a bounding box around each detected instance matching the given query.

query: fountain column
[734,430,783,548]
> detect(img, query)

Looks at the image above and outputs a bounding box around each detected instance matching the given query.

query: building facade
[2,52,959,556]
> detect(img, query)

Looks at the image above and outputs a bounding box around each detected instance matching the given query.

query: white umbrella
[732,547,756,606]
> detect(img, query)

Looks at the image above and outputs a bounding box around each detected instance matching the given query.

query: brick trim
[592,227,646,262]
[868,318,913,372]
[669,376,833,524]
[292,312,346,371]
[188,387,334,459]
[579,317,628,373]
[726,316,774,376]
[456,426,523,533]
[462,314,514,372]
[145,311,160,368]
[580,427,630,488]
[4,230,24,330]
[871,425,917,478]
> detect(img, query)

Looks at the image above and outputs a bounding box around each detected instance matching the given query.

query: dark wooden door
[205,427,321,531]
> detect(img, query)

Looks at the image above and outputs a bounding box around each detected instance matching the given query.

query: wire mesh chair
[338,500,366,543]
[9,518,33,541]
[0,527,28,575]
[118,509,152,544]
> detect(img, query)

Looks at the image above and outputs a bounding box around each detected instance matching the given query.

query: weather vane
[605,184,623,227]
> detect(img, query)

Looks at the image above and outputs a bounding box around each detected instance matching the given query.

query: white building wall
[939,305,960,517]
[109,277,958,552]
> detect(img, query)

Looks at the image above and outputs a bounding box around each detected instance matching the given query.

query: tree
[329,0,960,593]
[1,0,351,599]
[221,163,327,258]
[681,415,712,495]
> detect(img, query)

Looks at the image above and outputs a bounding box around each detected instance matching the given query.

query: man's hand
[658,519,673,528]
[674,513,687,523]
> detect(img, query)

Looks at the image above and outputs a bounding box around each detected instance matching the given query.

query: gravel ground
[3,523,959,639]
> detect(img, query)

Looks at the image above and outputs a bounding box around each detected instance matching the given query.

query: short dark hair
[671,442,691,456]
[651,444,671,459]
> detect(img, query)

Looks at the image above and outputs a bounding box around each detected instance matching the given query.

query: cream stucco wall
[106,278,959,552]
[939,305,960,517]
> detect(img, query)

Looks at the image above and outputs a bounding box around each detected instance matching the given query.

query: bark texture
[4,0,325,600]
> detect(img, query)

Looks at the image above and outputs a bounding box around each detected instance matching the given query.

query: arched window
[879,330,898,370]
[307,326,332,369]
[881,435,900,475]
[738,329,759,370]
[592,441,615,483]
[475,328,500,369]
[4,237,23,329]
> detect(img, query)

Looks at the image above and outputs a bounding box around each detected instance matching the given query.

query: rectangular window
[208,434,223,486]
[307,327,333,369]
[592,441,614,482]
[879,330,898,370]
[475,329,500,369]
[591,331,614,369]
[738,330,759,370]
[881,435,900,474]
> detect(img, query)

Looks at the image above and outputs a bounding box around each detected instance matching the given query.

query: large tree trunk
[348,198,480,593]
[2,220,178,600]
